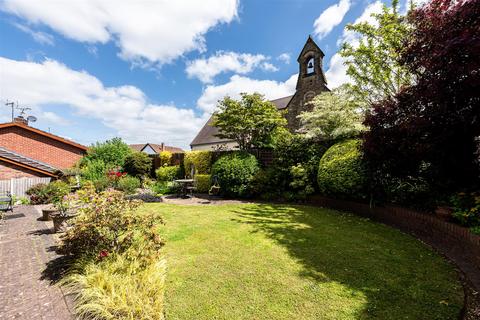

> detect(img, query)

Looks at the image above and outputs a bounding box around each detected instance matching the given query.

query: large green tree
[213,93,287,150]
[298,85,365,141]
[81,137,133,168]
[340,0,414,105]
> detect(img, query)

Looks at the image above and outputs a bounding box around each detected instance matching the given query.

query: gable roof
[190,95,293,147]
[0,122,87,151]
[130,143,184,154]
[297,35,325,61]
[0,146,59,177]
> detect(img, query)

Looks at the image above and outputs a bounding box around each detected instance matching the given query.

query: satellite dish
[27,116,37,123]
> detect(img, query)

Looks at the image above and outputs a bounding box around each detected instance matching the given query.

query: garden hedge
[184,151,212,175]
[195,174,211,193]
[317,139,366,198]
[156,165,180,182]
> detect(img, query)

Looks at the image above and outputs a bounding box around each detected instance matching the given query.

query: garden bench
[0,192,13,212]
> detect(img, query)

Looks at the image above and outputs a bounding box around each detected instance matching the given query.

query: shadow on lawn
[231,203,462,319]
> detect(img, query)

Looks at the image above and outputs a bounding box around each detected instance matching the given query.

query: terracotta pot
[435,206,453,221]
[41,208,58,221]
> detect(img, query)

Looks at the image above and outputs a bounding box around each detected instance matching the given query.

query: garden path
[0,206,72,319]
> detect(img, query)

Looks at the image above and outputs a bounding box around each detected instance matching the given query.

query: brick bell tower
[285,35,329,130]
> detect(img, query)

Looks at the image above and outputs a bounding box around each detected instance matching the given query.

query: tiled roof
[0,122,87,151]
[190,95,293,147]
[0,146,59,176]
[129,143,183,154]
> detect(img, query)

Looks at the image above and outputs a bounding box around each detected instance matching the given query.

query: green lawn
[142,203,463,320]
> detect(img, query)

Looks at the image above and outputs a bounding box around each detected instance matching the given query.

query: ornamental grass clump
[61,254,166,320]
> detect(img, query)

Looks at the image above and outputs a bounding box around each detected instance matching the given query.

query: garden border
[308,196,480,290]
[309,196,480,319]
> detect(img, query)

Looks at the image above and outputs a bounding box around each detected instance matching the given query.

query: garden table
[174,179,194,198]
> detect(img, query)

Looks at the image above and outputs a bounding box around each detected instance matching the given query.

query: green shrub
[251,167,284,200]
[156,165,180,182]
[184,151,212,175]
[317,139,366,198]
[211,152,259,197]
[81,159,108,182]
[159,151,172,166]
[62,255,166,320]
[26,180,71,204]
[59,187,165,266]
[151,181,180,195]
[195,174,211,193]
[123,152,152,179]
[91,176,111,192]
[80,137,133,168]
[117,176,141,194]
[288,164,315,201]
[450,192,480,231]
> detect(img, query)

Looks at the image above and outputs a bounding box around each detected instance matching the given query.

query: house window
[306,57,314,75]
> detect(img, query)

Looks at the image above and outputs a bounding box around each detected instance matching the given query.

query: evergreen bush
[211,152,259,197]
[317,139,366,199]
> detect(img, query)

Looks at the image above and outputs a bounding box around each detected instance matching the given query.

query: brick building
[190,36,329,150]
[0,118,87,179]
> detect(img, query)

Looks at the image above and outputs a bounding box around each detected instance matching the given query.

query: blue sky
[0,0,411,149]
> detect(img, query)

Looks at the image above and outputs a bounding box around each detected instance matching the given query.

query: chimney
[161,142,165,151]
[13,116,28,126]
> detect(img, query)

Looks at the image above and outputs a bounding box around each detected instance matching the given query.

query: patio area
[0,206,72,319]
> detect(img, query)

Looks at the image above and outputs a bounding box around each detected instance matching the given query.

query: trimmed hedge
[184,151,212,175]
[211,152,259,197]
[195,174,211,193]
[317,139,366,198]
[156,165,180,182]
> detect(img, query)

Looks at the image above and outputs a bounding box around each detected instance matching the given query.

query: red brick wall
[0,160,47,179]
[0,126,85,169]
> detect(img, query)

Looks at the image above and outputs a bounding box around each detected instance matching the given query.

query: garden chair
[209,175,220,196]
[0,192,13,212]
[186,177,197,197]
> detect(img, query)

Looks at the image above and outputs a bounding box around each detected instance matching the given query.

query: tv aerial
[27,115,37,123]
[16,105,31,117]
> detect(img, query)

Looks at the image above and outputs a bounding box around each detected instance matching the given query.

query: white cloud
[313,0,352,39]
[41,111,71,126]
[197,74,297,113]
[0,56,206,148]
[13,23,54,45]
[186,51,276,83]
[277,53,291,64]
[338,1,383,46]
[1,0,239,66]
[325,1,384,88]
[325,54,349,89]
[261,62,279,72]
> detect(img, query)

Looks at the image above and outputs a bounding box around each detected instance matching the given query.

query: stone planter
[51,211,78,233]
[435,206,453,221]
[41,208,58,221]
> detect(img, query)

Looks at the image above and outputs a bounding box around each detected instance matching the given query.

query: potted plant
[41,205,57,221]
[51,195,77,233]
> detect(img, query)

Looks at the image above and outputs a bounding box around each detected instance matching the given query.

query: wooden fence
[0,177,51,197]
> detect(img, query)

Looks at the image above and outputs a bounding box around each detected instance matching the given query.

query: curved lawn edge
[145,202,464,319]
[307,196,480,319]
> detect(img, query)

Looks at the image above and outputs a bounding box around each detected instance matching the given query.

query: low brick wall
[309,195,480,290]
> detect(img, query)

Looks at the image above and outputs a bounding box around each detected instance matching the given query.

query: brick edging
[308,195,480,292]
